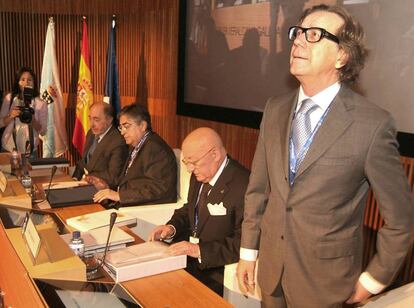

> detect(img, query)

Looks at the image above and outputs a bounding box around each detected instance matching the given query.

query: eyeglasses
[182,147,214,168]
[118,122,135,132]
[288,26,339,44]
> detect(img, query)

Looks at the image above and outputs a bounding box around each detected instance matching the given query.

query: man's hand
[93,188,120,203]
[148,225,175,241]
[85,175,108,190]
[168,241,200,258]
[345,280,372,304]
[236,259,257,295]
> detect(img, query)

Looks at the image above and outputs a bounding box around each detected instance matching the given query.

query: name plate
[23,215,41,259]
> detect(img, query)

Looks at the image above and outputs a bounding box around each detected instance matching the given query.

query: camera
[18,87,35,124]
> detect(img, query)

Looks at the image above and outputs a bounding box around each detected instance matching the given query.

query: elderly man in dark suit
[91,104,177,207]
[149,127,250,296]
[237,4,414,308]
[72,102,127,188]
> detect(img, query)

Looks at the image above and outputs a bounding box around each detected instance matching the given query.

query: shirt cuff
[166,224,176,239]
[359,272,386,295]
[240,247,258,261]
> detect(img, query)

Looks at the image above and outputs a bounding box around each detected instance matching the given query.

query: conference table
[0,171,232,307]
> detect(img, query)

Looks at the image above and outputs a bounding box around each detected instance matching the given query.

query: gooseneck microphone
[87,211,117,275]
[45,165,58,202]
[100,211,118,266]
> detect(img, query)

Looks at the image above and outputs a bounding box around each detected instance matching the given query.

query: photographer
[0,67,47,157]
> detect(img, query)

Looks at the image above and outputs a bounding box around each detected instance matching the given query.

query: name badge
[189,236,199,244]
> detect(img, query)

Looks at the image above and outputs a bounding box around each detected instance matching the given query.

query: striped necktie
[292,99,318,166]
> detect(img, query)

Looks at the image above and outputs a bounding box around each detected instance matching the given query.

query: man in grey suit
[237,4,414,307]
[149,127,250,296]
[73,102,127,188]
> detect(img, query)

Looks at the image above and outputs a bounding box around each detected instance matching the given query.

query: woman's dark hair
[11,66,40,98]
[118,104,152,131]
[299,4,369,84]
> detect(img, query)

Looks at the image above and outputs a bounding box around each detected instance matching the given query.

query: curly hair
[299,4,369,84]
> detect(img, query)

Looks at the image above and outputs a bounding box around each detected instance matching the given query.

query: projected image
[184,0,307,112]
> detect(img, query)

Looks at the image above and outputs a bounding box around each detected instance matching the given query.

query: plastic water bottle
[69,231,85,258]
[21,171,32,196]
[10,148,21,177]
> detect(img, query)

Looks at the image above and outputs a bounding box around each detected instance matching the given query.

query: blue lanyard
[289,105,331,185]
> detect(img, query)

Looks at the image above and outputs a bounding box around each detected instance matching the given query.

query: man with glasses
[237,4,414,307]
[72,102,127,188]
[149,127,250,296]
[91,104,177,207]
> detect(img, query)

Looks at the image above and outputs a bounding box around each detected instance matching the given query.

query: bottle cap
[72,231,81,239]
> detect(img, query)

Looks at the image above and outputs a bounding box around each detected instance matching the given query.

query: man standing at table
[149,127,250,296]
[237,4,414,307]
[73,102,127,188]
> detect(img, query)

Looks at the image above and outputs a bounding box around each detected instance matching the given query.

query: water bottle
[21,171,32,196]
[10,148,21,177]
[69,231,85,258]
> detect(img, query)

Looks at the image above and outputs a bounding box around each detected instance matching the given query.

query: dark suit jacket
[117,132,177,206]
[73,126,128,188]
[168,158,250,295]
[241,86,414,307]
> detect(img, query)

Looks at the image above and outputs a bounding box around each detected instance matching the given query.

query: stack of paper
[66,209,137,232]
[103,241,187,282]
[60,226,135,254]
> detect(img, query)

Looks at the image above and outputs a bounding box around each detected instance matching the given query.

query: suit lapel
[189,177,202,230]
[118,134,151,186]
[197,160,233,235]
[295,90,353,178]
[87,127,113,171]
[278,93,299,181]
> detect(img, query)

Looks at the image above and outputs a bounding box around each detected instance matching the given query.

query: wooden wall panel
[0,0,259,169]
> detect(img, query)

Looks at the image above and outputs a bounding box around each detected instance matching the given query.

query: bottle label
[69,243,85,257]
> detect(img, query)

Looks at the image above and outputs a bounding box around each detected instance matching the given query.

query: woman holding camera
[0,67,48,156]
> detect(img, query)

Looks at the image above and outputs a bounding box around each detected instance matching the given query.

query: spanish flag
[72,17,93,155]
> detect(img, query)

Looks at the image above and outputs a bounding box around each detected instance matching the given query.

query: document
[104,241,187,282]
[66,209,137,232]
[60,226,134,253]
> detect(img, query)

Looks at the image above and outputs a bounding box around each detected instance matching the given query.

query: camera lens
[19,107,33,124]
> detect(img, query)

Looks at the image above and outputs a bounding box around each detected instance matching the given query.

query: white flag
[40,17,68,157]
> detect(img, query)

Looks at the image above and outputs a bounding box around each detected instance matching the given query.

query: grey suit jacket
[241,86,414,307]
[73,126,128,188]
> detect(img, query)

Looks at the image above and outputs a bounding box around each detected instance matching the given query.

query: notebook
[45,184,97,208]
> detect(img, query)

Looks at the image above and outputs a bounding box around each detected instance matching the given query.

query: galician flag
[72,17,93,155]
[40,17,68,157]
[104,15,121,119]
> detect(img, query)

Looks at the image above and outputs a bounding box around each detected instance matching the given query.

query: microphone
[45,165,58,202]
[87,212,117,277]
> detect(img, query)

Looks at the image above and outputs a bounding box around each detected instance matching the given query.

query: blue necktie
[292,99,318,167]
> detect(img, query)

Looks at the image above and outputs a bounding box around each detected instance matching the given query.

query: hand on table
[168,241,200,258]
[93,188,120,203]
[148,225,175,241]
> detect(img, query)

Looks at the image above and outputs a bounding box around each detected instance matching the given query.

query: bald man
[73,102,128,188]
[149,127,250,296]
